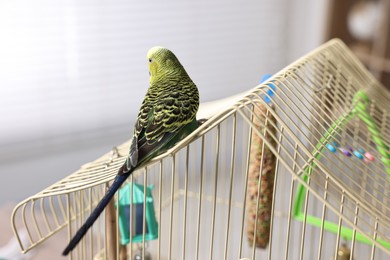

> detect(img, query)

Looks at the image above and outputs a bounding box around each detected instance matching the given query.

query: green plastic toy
[293,90,390,249]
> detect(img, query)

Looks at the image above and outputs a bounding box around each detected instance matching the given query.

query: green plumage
[120,46,199,174]
[63,46,199,255]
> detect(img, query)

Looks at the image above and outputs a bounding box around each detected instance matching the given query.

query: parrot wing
[120,82,198,175]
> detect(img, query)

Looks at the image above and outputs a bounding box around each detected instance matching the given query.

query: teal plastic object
[115,183,158,245]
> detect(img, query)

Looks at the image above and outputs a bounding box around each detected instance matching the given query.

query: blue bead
[332,141,340,147]
[358,148,365,154]
[353,150,364,160]
[326,143,336,153]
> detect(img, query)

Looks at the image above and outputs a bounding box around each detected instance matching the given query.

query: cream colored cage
[11,39,390,259]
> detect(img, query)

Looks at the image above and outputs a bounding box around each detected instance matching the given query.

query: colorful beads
[326,141,375,163]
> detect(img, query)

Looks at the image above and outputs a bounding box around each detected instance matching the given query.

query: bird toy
[325,141,375,163]
[246,74,277,248]
[293,90,390,250]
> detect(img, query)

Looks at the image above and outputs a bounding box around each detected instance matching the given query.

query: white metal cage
[12,39,390,259]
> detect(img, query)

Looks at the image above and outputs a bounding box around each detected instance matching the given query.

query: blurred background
[0,0,388,207]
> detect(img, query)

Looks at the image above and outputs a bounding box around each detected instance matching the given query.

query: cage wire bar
[11,39,390,259]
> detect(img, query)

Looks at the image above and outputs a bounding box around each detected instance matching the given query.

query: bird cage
[11,39,390,259]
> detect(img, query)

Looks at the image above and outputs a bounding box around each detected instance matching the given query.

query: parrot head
[147,46,184,81]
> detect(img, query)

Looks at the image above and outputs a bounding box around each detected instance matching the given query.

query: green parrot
[63,46,199,255]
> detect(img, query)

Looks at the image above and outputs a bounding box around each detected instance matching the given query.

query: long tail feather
[62,172,130,255]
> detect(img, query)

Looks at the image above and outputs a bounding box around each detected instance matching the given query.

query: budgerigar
[63,46,199,255]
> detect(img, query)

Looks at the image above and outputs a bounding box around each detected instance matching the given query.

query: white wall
[0,0,328,204]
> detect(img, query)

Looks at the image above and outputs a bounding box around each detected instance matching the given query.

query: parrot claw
[197,118,207,126]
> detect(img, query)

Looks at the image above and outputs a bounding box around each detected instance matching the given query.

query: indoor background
[0,0,328,205]
[2,0,389,258]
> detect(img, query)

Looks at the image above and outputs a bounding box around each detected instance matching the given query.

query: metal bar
[129,173,134,260]
[89,188,93,259]
[195,136,206,260]
[283,141,298,260]
[168,155,176,260]
[317,176,329,259]
[158,161,163,260]
[96,188,102,260]
[223,113,237,260]
[238,106,254,259]
[39,199,50,237]
[182,146,190,260]
[116,186,120,260]
[143,168,147,260]
[299,173,312,259]
[104,184,108,260]
[269,125,284,260]
[333,192,345,260]
[66,193,72,260]
[209,125,220,260]
[251,113,267,259]
[370,218,379,260]
[80,190,85,259]
[349,203,360,259]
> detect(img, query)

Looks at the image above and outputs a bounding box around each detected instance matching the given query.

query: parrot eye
[148,58,153,63]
